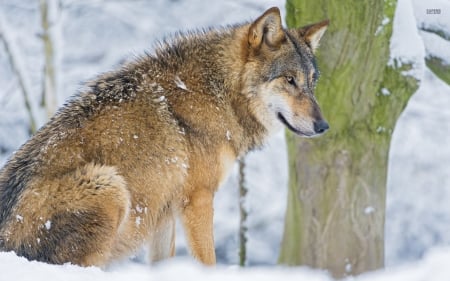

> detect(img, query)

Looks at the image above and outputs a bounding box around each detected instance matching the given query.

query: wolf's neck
[150,24,268,155]
[220,25,269,154]
[151,25,247,91]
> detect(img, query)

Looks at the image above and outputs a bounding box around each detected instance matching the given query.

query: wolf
[0,7,329,266]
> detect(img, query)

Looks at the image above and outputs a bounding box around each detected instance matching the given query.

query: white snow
[2,248,450,281]
[381,88,391,96]
[226,130,232,141]
[385,67,450,266]
[135,216,141,227]
[412,0,450,34]
[419,30,450,64]
[345,260,352,273]
[174,75,188,91]
[364,206,376,215]
[0,0,450,279]
[44,220,51,230]
[389,0,425,80]
[375,16,390,36]
[385,0,450,267]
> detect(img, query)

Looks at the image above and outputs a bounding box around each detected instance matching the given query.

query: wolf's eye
[285,76,296,86]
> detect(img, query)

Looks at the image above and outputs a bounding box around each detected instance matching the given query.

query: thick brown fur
[0,7,329,266]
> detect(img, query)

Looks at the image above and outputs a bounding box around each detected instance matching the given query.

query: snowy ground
[2,247,450,281]
[0,0,449,280]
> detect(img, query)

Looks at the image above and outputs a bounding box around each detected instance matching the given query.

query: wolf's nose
[313,120,329,134]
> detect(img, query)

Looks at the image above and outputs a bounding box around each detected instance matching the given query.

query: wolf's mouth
[277,113,313,137]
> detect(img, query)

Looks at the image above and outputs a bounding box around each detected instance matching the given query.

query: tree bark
[278,0,419,277]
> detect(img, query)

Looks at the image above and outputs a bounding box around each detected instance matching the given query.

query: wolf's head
[243,7,329,138]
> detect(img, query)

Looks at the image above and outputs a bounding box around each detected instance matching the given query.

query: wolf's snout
[313,120,329,134]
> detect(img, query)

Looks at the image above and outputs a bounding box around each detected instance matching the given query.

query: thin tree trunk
[238,158,248,266]
[40,0,59,119]
[279,0,419,277]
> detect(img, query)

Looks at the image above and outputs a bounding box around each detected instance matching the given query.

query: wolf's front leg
[181,188,216,265]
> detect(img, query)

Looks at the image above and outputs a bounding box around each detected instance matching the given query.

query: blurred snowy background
[0,0,449,279]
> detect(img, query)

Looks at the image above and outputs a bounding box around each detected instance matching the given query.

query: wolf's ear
[249,7,285,49]
[299,19,329,52]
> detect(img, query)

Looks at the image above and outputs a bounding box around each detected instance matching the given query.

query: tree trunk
[40,0,59,119]
[238,158,248,266]
[278,0,419,277]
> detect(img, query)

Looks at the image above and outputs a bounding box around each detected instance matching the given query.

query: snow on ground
[0,0,450,279]
[2,247,450,281]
